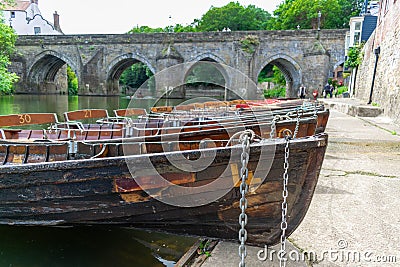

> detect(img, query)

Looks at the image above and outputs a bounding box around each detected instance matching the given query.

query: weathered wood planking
[0,134,327,246]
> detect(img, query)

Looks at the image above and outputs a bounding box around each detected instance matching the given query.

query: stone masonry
[355,1,400,124]
[10,30,346,97]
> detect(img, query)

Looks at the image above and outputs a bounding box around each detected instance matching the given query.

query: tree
[127,25,164,33]
[120,63,153,92]
[67,66,78,95]
[196,2,272,31]
[345,43,363,68]
[0,0,19,94]
[268,0,363,30]
[186,63,225,86]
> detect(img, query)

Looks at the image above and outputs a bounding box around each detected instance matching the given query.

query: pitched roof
[3,1,31,11]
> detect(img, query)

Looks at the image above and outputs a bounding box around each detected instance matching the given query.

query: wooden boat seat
[0,113,59,139]
[114,108,147,117]
[174,104,196,112]
[0,142,69,165]
[150,106,174,113]
[63,109,126,130]
[64,109,109,122]
[0,113,59,128]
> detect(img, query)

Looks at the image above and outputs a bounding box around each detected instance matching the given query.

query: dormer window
[34,27,41,35]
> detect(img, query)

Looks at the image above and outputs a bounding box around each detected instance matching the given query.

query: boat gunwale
[0,133,328,173]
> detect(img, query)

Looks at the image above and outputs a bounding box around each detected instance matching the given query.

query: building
[2,0,62,35]
[355,0,400,123]
[344,0,379,94]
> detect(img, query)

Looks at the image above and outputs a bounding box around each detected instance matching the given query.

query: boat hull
[0,134,327,246]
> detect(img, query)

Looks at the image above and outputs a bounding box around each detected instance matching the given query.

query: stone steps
[321,98,384,117]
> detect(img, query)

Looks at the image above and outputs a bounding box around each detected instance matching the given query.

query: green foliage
[258,65,273,83]
[328,78,339,88]
[0,0,15,10]
[127,26,165,33]
[345,43,364,68]
[263,87,286,98]
[119,63,154,90]
[272,66,286,86]
[186,63,225,86]
[260,65,286,98]
[0,5,19,95]
[240,35,260,54]
[197,2,271,31]
[268,0,363,30]
[371,102,379,107]
[336,86,348,95]
[197,240,212,258]
[67,66,78,95]
[127,2,271,33]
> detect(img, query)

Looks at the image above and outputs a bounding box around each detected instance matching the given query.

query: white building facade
[2,0,62,35]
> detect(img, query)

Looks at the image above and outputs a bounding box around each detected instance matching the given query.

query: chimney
[53,11,61,32]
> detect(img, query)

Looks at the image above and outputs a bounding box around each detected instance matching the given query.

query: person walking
[324,83,332,98]
[312,89,319,100]
[298,84,306,99]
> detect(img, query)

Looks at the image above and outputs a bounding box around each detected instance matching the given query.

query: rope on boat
[225,129,256,147]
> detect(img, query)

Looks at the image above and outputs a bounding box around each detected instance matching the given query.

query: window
[352,21,362,46]
[11,11,15,18]
[34,27,41,35]
[353,32,361,45]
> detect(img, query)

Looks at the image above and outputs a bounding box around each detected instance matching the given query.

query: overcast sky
[38,0,283,34]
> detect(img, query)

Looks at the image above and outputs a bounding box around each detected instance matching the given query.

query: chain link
[280,134,291,267]
[238,132,250,267]
[313,101,319,119]
[293,110,300,138]
[270,116,279,139]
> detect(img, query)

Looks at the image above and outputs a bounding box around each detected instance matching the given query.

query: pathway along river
[0,94,196,267]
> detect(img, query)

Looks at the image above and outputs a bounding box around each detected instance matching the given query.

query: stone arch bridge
[11,30,346,98]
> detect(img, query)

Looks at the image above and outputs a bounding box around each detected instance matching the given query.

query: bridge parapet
[12,30,347,97]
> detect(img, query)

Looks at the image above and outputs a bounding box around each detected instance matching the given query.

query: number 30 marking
[18,114,32,124]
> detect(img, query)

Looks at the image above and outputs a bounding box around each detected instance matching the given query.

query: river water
[0,94,196,267]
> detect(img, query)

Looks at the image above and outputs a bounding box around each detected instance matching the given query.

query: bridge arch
[27,50,79,94]
[106,53,156,94]
[256,54,303,98]
[184,57,230,99]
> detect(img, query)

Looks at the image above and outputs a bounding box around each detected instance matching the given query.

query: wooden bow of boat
[0,99,329,246]
[0,133,328,246]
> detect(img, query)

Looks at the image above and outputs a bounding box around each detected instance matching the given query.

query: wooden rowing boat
[0,132,328,246]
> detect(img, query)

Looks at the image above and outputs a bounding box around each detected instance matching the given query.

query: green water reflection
[0,95,185,117]
[0,226,196,267]
[0,94,197,267]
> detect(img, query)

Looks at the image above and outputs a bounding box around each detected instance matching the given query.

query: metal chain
[280,133,291,267]
[238,132,250,267]
[270,116,279,139]
[313,101,319,119]
[293,111,300,138]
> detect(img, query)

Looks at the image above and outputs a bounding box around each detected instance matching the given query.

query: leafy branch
[240,35,260,54]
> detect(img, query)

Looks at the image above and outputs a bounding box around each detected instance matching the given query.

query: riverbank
[188,109,400,267]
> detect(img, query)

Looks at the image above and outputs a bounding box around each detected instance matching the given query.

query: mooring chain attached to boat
[226,129,256,147]
[280,130,292,267]
[270,116,279,139]
[293,110,301,139]
[313,101,319,120]
[238,131,251,267]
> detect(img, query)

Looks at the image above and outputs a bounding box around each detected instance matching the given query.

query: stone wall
[355,1,400,124]
[12,30,346,98]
